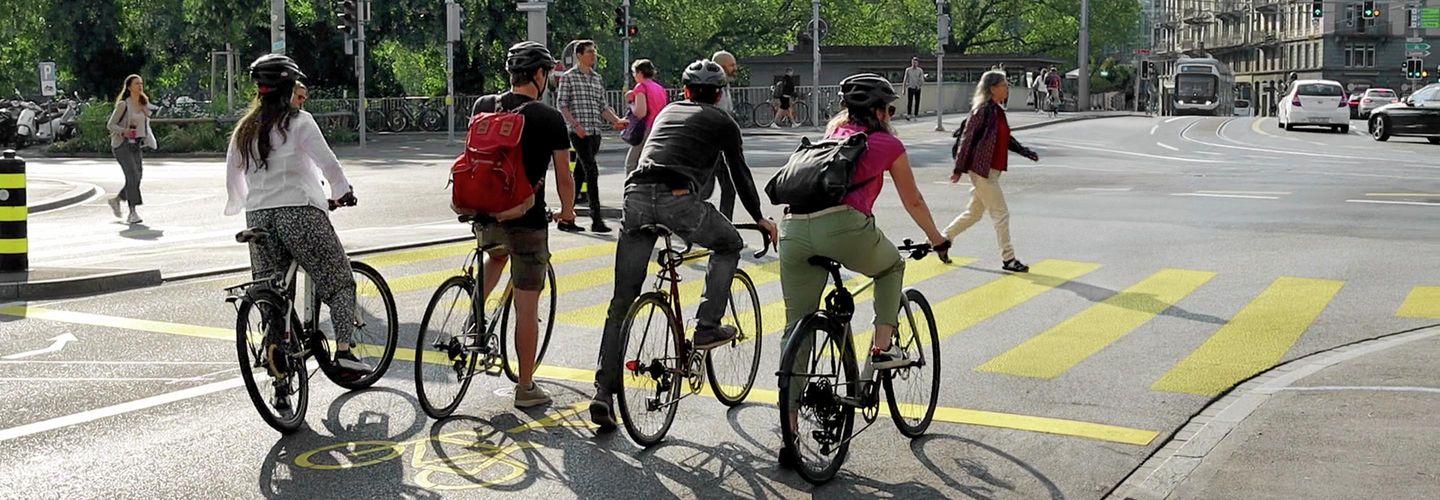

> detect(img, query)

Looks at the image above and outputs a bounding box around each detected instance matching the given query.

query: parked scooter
[14,92,79,148]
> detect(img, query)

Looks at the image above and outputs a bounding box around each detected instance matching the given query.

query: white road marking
[0,360,231,365]
[1195,190,1292,195]
[1165,116,1189,124]
[1182,119,1399,162]
[1156,142,1180,151]
[1364,193,1440,197]
[1043,140,1222,163]
[1149,124,1160,135]
[2,334,79,360]
[1196,151,1223,156]
[1170,193,1279,200]
[1075,187,1133,192]
[0,376,245,443]
[1345,199,1440,207]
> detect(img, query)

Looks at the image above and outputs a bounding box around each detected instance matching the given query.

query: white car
[1278,79,1350,133]
[1233,99,1253,117]
[1357,88,1399,118]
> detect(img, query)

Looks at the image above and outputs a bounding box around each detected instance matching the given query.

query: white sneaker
[791,122,802,128]
[514,382,552,408]
[769,123,780,129]
[869,345,909,370]
[126,210,142,224]
[107,197,123,218]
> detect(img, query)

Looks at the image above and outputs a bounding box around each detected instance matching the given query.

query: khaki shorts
[478,224,551,291]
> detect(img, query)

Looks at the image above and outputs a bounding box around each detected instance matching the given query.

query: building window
[1345,43,1378,68]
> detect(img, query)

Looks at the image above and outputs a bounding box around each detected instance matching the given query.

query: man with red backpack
[464,41,577,408]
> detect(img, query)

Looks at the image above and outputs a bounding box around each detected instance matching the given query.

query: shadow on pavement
[911,434,1066,500]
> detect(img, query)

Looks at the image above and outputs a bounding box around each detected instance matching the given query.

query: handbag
[620,109,646,146]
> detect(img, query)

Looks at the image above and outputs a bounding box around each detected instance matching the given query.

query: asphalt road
[2,115,1437,499]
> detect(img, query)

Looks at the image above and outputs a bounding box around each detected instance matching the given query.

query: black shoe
[778,445,800,470]
[557,221,585,233]
[693,325,738,350]
[576,193,589,204]
[589,392,618,432]
[333,349,372,375]
[590,221,612,233]
[1002,258,1029,273]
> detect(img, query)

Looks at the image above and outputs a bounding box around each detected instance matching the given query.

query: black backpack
[764,133,871,214]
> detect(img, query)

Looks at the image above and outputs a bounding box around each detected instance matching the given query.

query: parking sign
[38,62,56,97]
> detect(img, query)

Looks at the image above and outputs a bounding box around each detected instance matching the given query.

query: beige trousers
[943,170,1015,260]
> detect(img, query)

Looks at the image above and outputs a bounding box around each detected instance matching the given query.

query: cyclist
[589,59,779,430]
[775,73,950,463]
[222,54,367,401]
[469,41,578,409]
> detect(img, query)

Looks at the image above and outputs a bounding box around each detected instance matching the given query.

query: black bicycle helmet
[249,54,306,88]
[506,41,557,73]
[838,73,898,109]
[683,59,726,87]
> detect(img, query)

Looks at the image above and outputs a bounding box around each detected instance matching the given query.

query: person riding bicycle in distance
[588,59,779,430]
[775,73,951,461]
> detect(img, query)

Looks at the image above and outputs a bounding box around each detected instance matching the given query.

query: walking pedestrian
[902,57,924,120]
[706,50,741,219]
[940,69,1038,273]
[623,59,666,173]
[556,40,627,233]
[1031,69,1047,114]
[106,74,156,224]
[773,67,800,128]
[1045,67,1062,116]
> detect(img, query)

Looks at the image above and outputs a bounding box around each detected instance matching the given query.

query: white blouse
[224,111,351,216]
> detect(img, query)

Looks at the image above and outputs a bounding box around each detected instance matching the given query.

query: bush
[47,101,114,154]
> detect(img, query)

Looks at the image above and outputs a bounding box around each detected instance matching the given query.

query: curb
[29,180,99,214]
[0,268,162,301]
[1107,323,1440,500]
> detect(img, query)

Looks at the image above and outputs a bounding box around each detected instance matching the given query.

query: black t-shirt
[473,92,570,229]
[780,75,798,97]
[627,101,764,223]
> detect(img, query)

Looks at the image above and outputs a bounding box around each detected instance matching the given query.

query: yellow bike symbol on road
[295,402,594,491]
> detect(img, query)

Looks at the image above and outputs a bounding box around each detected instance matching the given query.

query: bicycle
[615,223,772,447]
[776,239,941,484]
[752,95,809,128]
[413,214,559,419]
[416,98,448,132]
[225,199,400,434]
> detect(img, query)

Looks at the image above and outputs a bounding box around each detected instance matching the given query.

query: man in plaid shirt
[557,39,627,233]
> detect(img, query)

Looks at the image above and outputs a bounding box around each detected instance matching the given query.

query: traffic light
[627,25,639,38]
[1363,1,1377,19]
[1312,0,1323,17]
[1406,59,1423,78]
[614,6,628,38]
[337,0,358,33]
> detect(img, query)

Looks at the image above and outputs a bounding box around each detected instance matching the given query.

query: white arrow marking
[3,333,79,360]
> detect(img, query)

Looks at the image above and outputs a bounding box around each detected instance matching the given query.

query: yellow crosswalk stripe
[1397,286,1440,318]
[555,260,784,328]
[930,259,1103,342]
[377,242,617,295]
[977,269,1216,379]
[1152,276,1344,396]
[359,242,475,269]
[841,257,977,359]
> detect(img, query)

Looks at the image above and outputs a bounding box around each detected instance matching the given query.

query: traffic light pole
[623,0,631,90]
[935,0,947,132]
[270,0,286,54]
[1078,0,1091,112]
[357,1,367,149]
[812,0,821,129]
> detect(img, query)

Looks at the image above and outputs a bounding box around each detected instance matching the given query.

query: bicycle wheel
[315,261,398,389]
[388,109,412,133]
[753,103,776,128]
[366,109,387,133]
[883,288,940,438]
[236,294,310,433]
[793,101,811,126]
[415,276,481,419]
[778,315,856,485]
[500,264,557,383]
[616,292,682,447]
[418,108,445,132]
[706,269,761,406]
[733,102,755,127]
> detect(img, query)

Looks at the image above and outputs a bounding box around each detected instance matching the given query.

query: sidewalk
[1113,323,1440,499]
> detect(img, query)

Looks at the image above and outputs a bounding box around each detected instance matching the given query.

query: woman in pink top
[776,74,950,467]
[624,59,668,172]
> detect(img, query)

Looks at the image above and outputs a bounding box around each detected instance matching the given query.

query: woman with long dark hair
[223,55,368,398]
[106,74,155,224]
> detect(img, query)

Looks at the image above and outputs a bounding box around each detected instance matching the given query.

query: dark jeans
[569,133,603,223]
[906,87,922,116]
[699,156,736,220]
[594,183,744,394]
[112,141,144,207]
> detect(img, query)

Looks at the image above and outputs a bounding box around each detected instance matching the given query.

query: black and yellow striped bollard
[0,150,26,272]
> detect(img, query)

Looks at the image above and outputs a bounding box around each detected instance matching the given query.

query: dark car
[1368,83,1440,143]
[1347,93,1362,118]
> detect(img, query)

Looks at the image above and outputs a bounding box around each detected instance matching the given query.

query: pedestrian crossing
[332,239,1436,399]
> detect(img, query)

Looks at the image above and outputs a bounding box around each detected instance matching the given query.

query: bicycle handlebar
[897,239,934,261]
[733,223,774,259]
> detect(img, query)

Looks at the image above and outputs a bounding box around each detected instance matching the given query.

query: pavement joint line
[1107,324,1440,500]
[1168,193,1278,200]
[0,303,1161,447]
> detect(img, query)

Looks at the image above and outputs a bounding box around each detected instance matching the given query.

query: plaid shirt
[557,67,613,134]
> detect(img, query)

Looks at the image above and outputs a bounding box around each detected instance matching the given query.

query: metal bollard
[0,150,26,272]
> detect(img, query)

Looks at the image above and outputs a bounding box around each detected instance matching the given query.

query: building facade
[1152,1,1434,115]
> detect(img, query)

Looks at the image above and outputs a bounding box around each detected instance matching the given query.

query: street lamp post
[936,0,949,132]
[1078,0,1091,111]
[812,0,821,129]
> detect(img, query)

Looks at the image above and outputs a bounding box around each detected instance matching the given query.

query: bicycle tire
[705,269,761,406]
[237,294,310,433]
[415,276,481,419]
[793,101,811,126]
[778,314,856,485]
[388,109,412,133]
[418,108,445,132]
[500,264,557,383]
[753,103,776,128]
[733,103,755,127]
[313,261,399,389]
[616,292,681,447]
[366,109,387,133]
[882,288,940,438]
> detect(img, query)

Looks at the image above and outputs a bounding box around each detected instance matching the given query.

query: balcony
[1335,20,1391,38]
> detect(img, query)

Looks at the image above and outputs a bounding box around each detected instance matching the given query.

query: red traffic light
[627,26,639,37]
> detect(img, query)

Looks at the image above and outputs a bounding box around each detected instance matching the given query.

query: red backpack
[450,95,536,217]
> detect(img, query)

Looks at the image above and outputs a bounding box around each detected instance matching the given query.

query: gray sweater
[106,100,156,150]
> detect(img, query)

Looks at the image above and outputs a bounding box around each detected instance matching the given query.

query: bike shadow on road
[964,265,1228,326]
[910,434,1066,500]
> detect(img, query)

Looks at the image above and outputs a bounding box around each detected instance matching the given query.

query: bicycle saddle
[235,227,270,243]
[807,256,841,272]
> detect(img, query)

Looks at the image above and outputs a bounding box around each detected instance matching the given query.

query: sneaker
[693,325,738,350]
[590,221,612,233]
[126,210,142,224]
[791,122,802,129]
[514,382,552,409]
[778,444,800,470]
[589,392,618,431]
[333,349,372,375]
[769,123,780,129]
[107,197,122,218]
[1002,258,1029,273]
[869,345,908,370]
[556,220,585,233]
